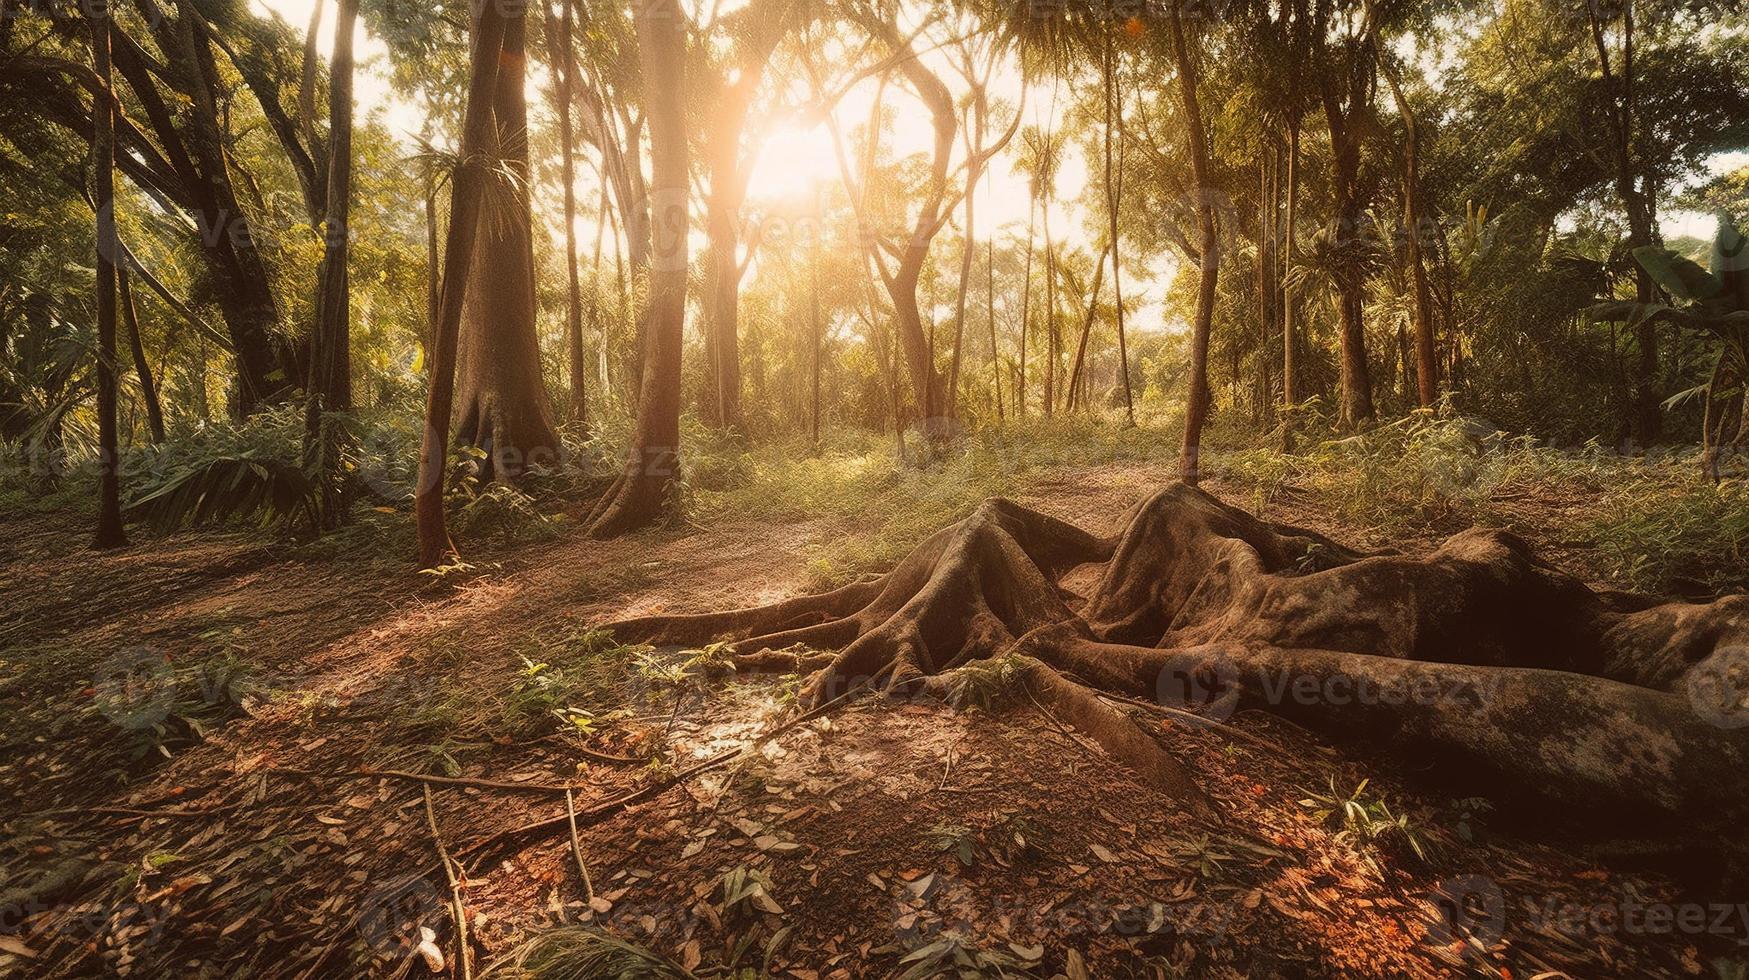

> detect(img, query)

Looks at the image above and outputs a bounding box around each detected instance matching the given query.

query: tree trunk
[702,196,745,430]
[987,235,1002,422]
[453,10,560,484]
[587,0,688,538]
[1282,122,1299,448]
[1385,65,1437,409]
[415,0,510,568]
[1019,204,1034,419]
[1103,30,1135,426]
[811,234,823,446]
[1586,0,1659,446]
[1043,212,1057,417]
[118,267,165,444]
[1065,242,1113,411]
[1320,26,1377,428]
[544,0,588,428]
[90,5,126,549]
[1169,4,1218,484]
[304,0,358,529]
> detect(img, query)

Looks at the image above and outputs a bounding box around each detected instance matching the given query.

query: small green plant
[718,866,783,923]
[893,932,1047,979]
[1299,777,1431,869]
[943,655,1023,712]
[923,823,980,867]
[1170,834,1236,882]
[501,925,694,979]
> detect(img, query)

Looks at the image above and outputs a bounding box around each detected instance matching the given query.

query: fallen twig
[365,768,586,794]
[423,785,471,980]
[563,789,595,906]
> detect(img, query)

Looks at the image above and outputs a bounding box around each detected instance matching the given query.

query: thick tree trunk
[304,0,358,530]
[1320,25,1377,428]
[160,9,296,416]
[90,5,126,549]
[414,2,510,568]
[453,11,560,484]
[587,0,688,538]
[118,267,165,444]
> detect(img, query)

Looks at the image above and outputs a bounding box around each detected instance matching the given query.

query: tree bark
[414,1,510,568]
[90,4,126,549]
[587,0,688,538]
[1319,14,1377,427]
[453,10,560,484]
[304,0,358,529]
[1385,64,1437,409]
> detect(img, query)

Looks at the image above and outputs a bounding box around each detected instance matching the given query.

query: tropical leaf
[126,454,317,532]
[1633,245,1723,302]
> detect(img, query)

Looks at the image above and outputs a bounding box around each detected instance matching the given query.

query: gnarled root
[600,482,1749,856]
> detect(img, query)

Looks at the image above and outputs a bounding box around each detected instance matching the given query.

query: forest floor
[2,435,1747,978]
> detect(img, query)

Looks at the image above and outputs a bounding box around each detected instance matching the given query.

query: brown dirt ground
[1,465,1741,978]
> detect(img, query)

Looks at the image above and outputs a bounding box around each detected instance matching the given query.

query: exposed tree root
[604,483,1749,858]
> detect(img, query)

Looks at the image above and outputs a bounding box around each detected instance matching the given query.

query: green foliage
[123,405,317,533]
[499,926,695,979]
[1299,777,1431,871]
[1588,475,1749,596]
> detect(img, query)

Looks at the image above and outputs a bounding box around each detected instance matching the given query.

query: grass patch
[686,415,1179,585]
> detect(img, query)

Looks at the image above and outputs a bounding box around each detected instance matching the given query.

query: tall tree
[587,0,689,537]
[1316,0,1378,426]
[305,0,359,529]
[1384,59,1438,409]
[89,1,125,549]
[415,0,510,567]
[19,1,302,415]
[1100,18,1135,425]
[1586,0,1661,444]
[1166,0,1220,483]
[697,0,793,430]
[543,0,589,427]
[452,10,561,483]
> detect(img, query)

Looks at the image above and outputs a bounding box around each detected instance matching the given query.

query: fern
[126,453,317,532]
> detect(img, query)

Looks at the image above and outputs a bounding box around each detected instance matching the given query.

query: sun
[744,121,844,204]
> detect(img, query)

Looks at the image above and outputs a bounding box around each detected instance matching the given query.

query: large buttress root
[601,483,1749,847]
[608,497,1113,692]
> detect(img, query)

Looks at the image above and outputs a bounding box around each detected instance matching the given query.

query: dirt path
[0,468,1735,977]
